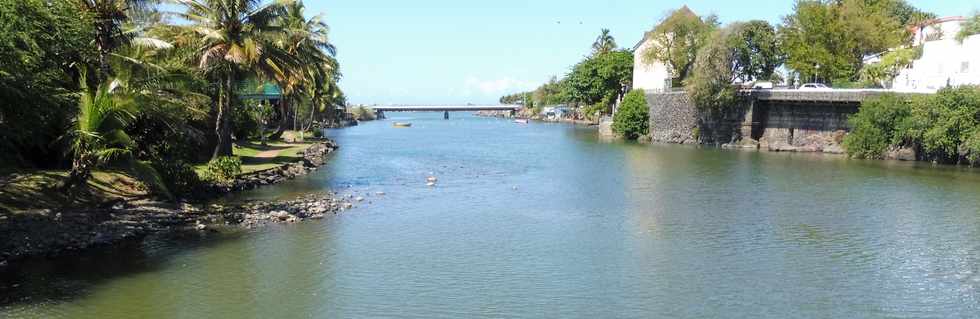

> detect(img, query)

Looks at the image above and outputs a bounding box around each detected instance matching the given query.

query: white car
[798,83,831,90]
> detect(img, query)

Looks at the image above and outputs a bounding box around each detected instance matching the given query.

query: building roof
[909,16,967,31]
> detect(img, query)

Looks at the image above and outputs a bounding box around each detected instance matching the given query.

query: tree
[858,46,922,88]
[780,0,929,83]
[641,6,718,84]
[957,13,980,43]
[730,21,784,82]
[71,0,156,80]
[684,25,739,114]
[562,50,633,109]
[591,28,617,56]
[612,90,649,140]
[170,0,299,159]
[276,0,338,135]
[0,0,95,166]
[63,74,168,197]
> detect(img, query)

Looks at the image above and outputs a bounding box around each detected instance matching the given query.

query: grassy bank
[0,171,148,213]
[2,137,321,214]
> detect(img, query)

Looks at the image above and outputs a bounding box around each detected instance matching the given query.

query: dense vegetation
[0,0,343,198]
[499,29,633,120]
[779,0,934,85]
[611,90,649,140]
[843,87,980,164]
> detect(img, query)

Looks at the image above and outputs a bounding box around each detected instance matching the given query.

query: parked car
[750,81,774,89]
[798,83,831,90]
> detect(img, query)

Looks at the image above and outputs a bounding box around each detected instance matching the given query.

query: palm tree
[169,0,299,159]
[591,28,617,56]
[272,0,338,138]
[63,73,169,197]
[72,0,157,80]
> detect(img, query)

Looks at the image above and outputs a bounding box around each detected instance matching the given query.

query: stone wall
[643,90,861,154]
[647,92,699,144]
[754,102,858,153]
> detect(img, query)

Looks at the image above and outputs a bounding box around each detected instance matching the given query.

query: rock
[269,210,291,221]
[426,176,438,182]
[355,196,365,202]
[426,182,436,187]
[375,191,386,196]
[885,146,916,161]
[195,223,207,231]
[286,216,299,223]
[343,203,353,209]
[0,260,7,267]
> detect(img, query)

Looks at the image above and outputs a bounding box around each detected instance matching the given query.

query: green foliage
[591,28,617,56]
[642,6,718,82]
[612,90,650,140]
[152,160,202,198]
[730,21,785,82]
[780,0,925,83]
[350,106,376,121]
[684,25,739,113]
[957,13,980,43]
[843,94,912,159]
[202,156,243,183]
[843,87,980,164]
[0,0,95,166]
[859,46,922,88]
[562,50,633,107]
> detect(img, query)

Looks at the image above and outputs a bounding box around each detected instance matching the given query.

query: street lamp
[814,64,821,84]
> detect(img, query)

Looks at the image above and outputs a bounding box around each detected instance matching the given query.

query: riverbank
[0,139,344,268]
[474,109,598,126]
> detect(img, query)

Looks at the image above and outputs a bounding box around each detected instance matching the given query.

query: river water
[3,112,980,318]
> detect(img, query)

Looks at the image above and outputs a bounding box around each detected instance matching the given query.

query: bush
[202,156,242,183]
[612,90,650,140]
[843,86,980,164]
[842,94,912,159]
[153,160,203,197]
[350,106,376,121]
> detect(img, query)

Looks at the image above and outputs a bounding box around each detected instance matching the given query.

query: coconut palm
[272,0,338,137]
[168,0,299,159]
[63,73,169,197]
[71,0,158,79]
[591,28,617,56]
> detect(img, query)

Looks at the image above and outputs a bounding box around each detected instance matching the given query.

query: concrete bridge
[371,105,521,119]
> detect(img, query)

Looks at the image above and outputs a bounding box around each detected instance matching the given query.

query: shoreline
[0,139,347,268]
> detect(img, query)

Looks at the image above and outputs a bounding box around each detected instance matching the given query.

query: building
[632,32,672,93]
[892,16,980,92]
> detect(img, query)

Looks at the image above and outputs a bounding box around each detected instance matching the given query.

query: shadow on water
[0,229,248,309]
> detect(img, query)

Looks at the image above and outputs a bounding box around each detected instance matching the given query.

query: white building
[892,17,980,92]
[632,34,672,93]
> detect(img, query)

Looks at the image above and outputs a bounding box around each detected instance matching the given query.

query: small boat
[392,122,412,128]
[514,119,529,124]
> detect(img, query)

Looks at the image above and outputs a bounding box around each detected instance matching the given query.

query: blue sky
[302,0,977,105]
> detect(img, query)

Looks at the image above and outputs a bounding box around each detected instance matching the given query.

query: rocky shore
[0,139,352,268]
[0,193,365,267]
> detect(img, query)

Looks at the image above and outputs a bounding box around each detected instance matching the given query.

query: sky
[301,0,977,105]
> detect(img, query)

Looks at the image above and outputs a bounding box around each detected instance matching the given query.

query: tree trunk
[212,75,235,160]
[62,154,92,192]
[268,98,288,140]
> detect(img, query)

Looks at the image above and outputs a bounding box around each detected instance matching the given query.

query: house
[632,32,672,93]
[892,16,980,92]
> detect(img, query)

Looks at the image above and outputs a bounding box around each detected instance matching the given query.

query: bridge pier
[444,111,449,120]
[376,110,386,119]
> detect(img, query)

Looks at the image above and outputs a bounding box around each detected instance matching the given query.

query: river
[3,112,980,318]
